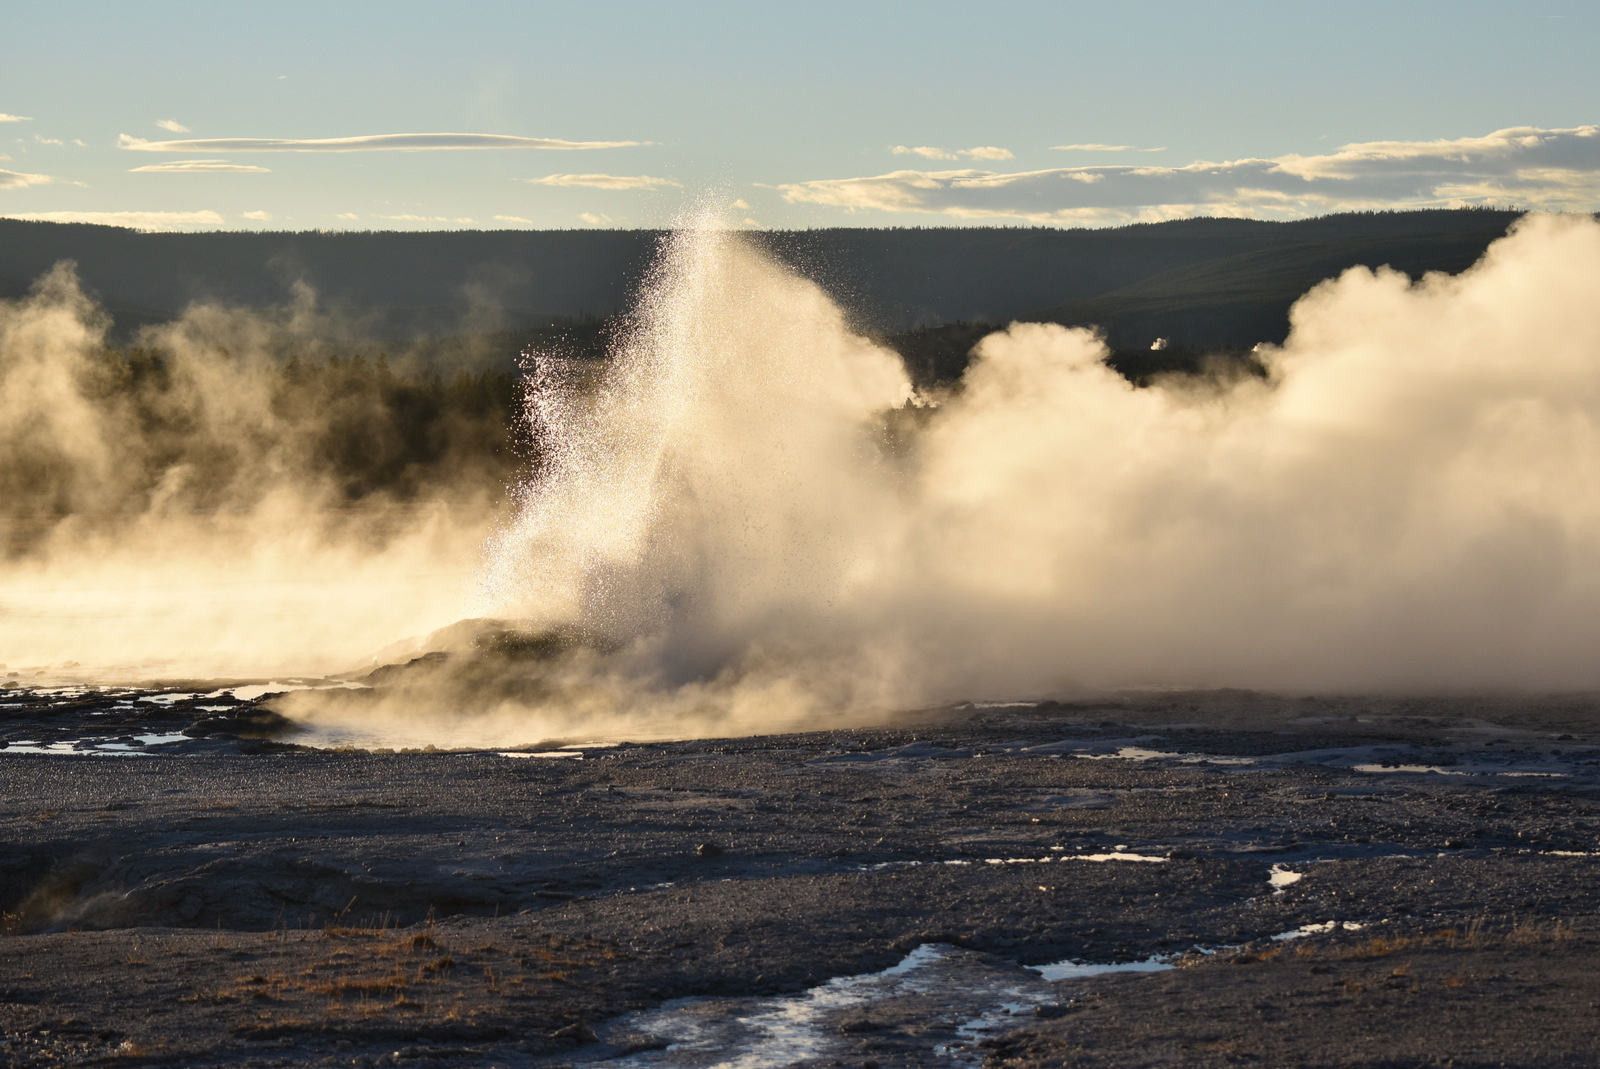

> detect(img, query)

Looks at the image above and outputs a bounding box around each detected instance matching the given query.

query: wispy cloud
[1051,143,1134,152]
[0,210,225,231]
[156,119,191,133]
[129,159,271,173]
[893,145,1014,161]
[334,212,360,221]
[782,125,1600,225]
[0,167,52,190]
[528,173,680,190]
[119,132,645,152]
[33,135,63,146]
[494,214,534,224]
[240,210,272,221]
[580,212,619,226]
[0,114,31,123]
[374,213,476,224]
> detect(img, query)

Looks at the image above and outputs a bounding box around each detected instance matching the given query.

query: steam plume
[12,213,1600,745]
[290,212,1600,747]
[0,267,501,680]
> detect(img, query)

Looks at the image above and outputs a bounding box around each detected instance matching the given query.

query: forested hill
[0,210,1524,350]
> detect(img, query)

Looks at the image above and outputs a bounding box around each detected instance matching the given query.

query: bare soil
[3,689,1599,1067]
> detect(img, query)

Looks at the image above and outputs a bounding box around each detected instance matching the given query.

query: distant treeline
[0,209,1528,353]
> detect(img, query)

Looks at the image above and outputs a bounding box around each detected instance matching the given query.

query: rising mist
[287,212,1600,748]
[7,215,1600,745]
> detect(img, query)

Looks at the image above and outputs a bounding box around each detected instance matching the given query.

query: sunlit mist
[270,211,1600,749]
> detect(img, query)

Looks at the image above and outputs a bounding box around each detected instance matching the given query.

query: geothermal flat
[3,689,1599,1067]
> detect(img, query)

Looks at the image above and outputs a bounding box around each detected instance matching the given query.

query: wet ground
[3,687,1600,1066]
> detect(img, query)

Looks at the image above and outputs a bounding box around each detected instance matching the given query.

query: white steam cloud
[13,208,1600,746]
[288,210,1600,748]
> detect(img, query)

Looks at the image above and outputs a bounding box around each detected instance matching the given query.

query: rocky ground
[3,687,1600,1067]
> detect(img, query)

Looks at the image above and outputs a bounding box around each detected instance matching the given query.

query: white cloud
[494,214,534,224]
[784,125,1600,225]
[0,168,52,190]
[732,199,750,210]
[156,119,191,133]
[240,210,272,221]
[373,214,475,224]
[529,173,680,190]
[579,212,619,226]
[1051,143,1133,152]
[129,159,271,173]
[0,114,31,123]
[119,132,645,152]
[33,135,63,146]
[893,145,1014,161]
[0,210,224,231]
[893,145,955,160]
[335,212,360,221]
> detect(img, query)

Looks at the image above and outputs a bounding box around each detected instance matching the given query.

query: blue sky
[2,0,1598,231]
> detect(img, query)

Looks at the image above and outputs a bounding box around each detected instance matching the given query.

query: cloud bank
[785,125,1600,225]
[0,210,224,231]
[130,159,271,173]
[529,173,680,190]
[119,133,645,152]
[893,145,1014,161]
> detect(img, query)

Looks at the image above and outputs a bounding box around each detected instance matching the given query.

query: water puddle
[604,918,1368,1068]
[1271,920,1364,941]
[226,679,366,702]
[597,882,1397,1068]
[605,943,1061,1068]
[1029,956,1174,981]
[1351,763,1566,778]
[1074,745,1257,767]
[0,731,190,756]
[1268,864,1303,891]
[138,692,203,705]
[867,849,1168,873]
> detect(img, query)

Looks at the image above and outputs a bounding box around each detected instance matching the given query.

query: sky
[2,0,1598,232]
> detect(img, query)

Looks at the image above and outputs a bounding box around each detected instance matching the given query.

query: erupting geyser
[294,211,1600,746]
[12,212,1600,746]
